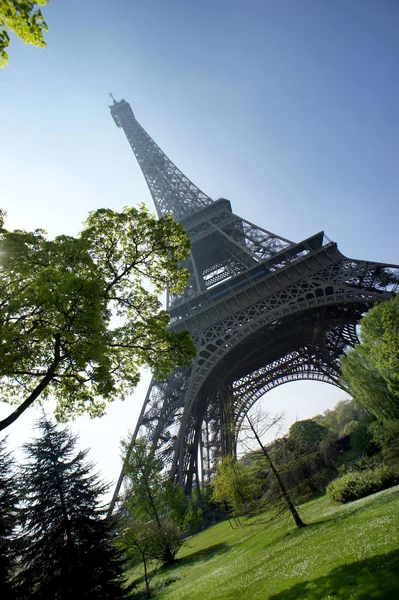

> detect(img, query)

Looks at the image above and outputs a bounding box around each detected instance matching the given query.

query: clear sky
[1,0,398,492]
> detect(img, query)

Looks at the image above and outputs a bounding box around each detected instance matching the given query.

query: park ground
[128,485,399,599]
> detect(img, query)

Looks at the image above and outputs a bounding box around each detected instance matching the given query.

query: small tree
[122,438,187,566]
[118,519,158,599]
[0,0,48,67]
[0,438,19,599]
[14,417,127,599]
[0,206,196,432]
[240,408,306,528]
[210,455,260,525]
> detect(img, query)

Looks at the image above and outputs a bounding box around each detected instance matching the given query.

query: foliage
[326,467,398,504]
[0,438,19,599]
[315,399,365,438]
[0,206,196,431]
[368,419,399,461]
[210,455,261,520]
[183,490,204,534]
[125,486,399,599]
[0,0,48,67]
[236,400,376,510]
[337,454,383,477]
[348,416,379,458]
[118,519,158,599]
[122,438,187,565]
[340,295,399,421]
[288,419,329,450]
[14,418,127,599]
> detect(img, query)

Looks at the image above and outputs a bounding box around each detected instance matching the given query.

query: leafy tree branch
[0,0,48,67]
[0,205,196,431]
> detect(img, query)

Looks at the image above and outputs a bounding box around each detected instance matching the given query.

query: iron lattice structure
[108,97,399,508]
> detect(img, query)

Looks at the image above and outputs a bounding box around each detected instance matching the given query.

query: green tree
[14,417,127,599]
[340,295,399,421]
[288,419,329,451]
[0,206,196,431]
[210,454,259,523]
[316,399,364,438]
[122,437,187,565]
[368,419,399,461]
[0,0,48,67]
[0,438,19,599]
[118,519,158,599]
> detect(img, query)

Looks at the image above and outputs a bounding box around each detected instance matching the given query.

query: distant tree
[0,438,19,599]
[288,419,329,451]
[0,206,196,432]
[14,418,127,599]
[340,295,399,421]
[315,399,364,438]
[0,0,48,67]
[122,437,187,565]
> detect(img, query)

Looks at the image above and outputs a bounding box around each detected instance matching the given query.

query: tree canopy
[288,419,329,451]
[315,399,365,438]
[340,295,399,421]
[210,454,259,520]
[0,0,48,67]
[0,206,196,431]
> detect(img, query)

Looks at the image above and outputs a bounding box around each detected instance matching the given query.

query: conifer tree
[0,438,19,599]
[15,418,127,599]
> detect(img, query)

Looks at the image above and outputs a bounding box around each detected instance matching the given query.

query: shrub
[326,467,398,503]
[337,455,383,476]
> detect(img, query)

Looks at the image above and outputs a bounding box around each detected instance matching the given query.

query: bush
[326,467,398,503]
[337,455,383,476]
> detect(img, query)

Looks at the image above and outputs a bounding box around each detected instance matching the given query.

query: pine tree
[15,418,126,599]
[0,438,19,599]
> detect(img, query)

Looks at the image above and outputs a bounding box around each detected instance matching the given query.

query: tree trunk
[246,415,306,528]
[0,334,62,432]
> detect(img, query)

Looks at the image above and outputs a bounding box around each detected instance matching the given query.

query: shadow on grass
[126,543,230,598]
[269,548,399,599]
[172,542,230,568]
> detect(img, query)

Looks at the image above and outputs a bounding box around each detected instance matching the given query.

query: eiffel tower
[108,96,399,510]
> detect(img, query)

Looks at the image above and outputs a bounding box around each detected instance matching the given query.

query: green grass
[128,485,399,599]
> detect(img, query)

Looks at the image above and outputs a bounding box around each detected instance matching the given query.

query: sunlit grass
[127,485,399,599]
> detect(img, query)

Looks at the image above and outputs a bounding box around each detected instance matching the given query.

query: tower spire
[110,98,213,221]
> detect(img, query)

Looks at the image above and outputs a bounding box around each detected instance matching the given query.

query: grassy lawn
[127,485,399,599]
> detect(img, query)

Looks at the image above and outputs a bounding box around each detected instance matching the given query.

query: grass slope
[129,486,399,599]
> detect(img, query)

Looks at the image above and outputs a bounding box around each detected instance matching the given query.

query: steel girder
[110,99,212,220]
[108,98,399,510]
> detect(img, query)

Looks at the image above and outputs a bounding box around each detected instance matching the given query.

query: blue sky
[1,0,398,488]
